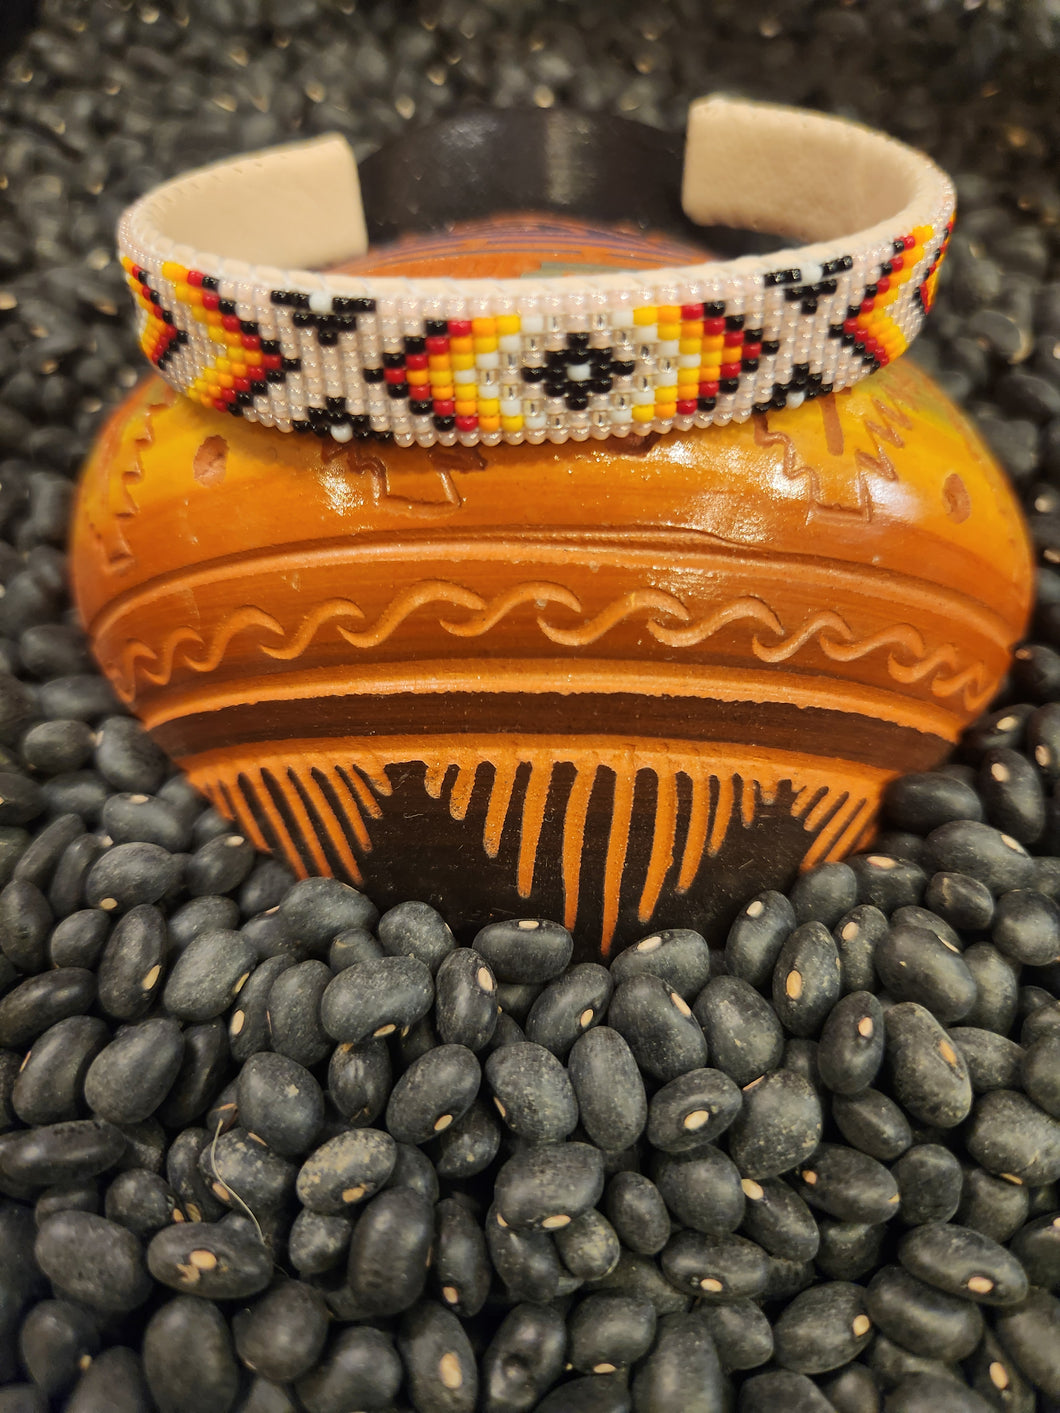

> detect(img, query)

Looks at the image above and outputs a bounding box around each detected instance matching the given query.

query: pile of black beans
[2,1,1060,1410]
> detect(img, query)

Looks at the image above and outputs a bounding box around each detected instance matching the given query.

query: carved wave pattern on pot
[107,581,995,711]
[192,740,882,953]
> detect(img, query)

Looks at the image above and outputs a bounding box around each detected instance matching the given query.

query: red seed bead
[455,414,478,431]
[677,398,698,414]
[742,342,762,360]
[202,293,220,311]
[448,320,472,337]
[406,353,429,370]
[720,362,741,379]
[860,298,875,314]
[221,315,241,332]
[680,304,704,320]
[242,335,261,351]
[187,271,204,288]
[723,330,744,347]
[384,367,407,384]
[425,336,449,354]
[843,318,859,335]
[890,255,905,271]
[234,377,251,393]
[249,367,267,382]
[875,277,891,294]
[902,233,916,249]
[263,354,282,370]
[699,380,720,397]
[433,399,456,416]
[703,317,725,335]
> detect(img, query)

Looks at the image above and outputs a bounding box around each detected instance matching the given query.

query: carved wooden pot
[71,219,1033,959]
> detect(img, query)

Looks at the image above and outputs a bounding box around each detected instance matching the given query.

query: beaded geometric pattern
[120,216,952,449]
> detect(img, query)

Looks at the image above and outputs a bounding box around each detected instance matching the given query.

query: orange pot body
[70,352,1032,957]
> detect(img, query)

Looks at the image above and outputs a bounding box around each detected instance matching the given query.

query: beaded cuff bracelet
[116,96,955,449]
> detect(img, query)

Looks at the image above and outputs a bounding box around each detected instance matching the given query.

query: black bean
[84,1017,184,1124]
[434,947,497,1052]
[875,922,977,1023]
[117,1119,166,1178]
[83,841,181,912]
[630,1310,726,1412]
[993,1286,1060,1401]
[923,820,1035,895]
[47,832,105,916]
[727,1069,823,1178]
[693,976,783,1085]
[867,1263,984,1360]
[295,1325,402,1413]
[480,1302,567,1413]
[24,717,91,776]
[297,1128,395,1215]
[161,927,254,1023]
[275,876,377,953]
[104,1168,180,1237]
[386,1042,480,1145]
[883,770,984,833]
[17,1298,100,1398]
[236,1378,298,1413]
[486,1200,579,1303]
[646,1066,741,1153]
[11,1014,107,1124]
[966,1087,1060,1183]
[100,791,190,853]
[533,1373,630,1412]
[566,1291,655,1375]
[381,1139,439,1206]
[725,890,796,989]
[320,953,433,1044]
[873,830,927,865]
[866,1332,964,1392]
[182,831,254,897]
[968,1327,1038,1412]
[432,1099,501,1180]
[0,966,95,1047]
[327,1036,390,1127]
[399,1014,442,1069]
[884,1001,973,1128]
[961,941,1019,1032]
[346,1186,433,1316]
[992,887,1060,966]
[201,1126,297,1214]
[237,860,295,917]
[609,928,711,1000]
[328,926,381,972]
[165,1127,224,1225]
[432,1196,490,1317]
[268,959,332,1066]
[96,903,166,1020]
[157,1020,229,1129]
[655,1144,744,1235]
[92,718,167,794]
[1022,998,1060,1046]
[495,1142,604,1232]
[34,1209,150,1312]
[899,1221,1028,1305]
[524,963,611,1057]
[494,982,542,1022]
[398,1298,478,1413]
[63,1344,151,1413]
[485,1041,578,1142]
[742,1369,837,1411]
[661,1228,768,1301]
[923,870,995,930]
[832,1087,913,1161]
[142,1296,240,1413]
[818,990,885,1095]
[0,1048,17,1129]
[773,1279,873,1374]
[373,900,453,976]
[41,774,108,827]
[772,921,841,1036]
[233,1280,329,1383]
[1021,1033,1060,1117]
[233,1053,321,1157]
[790,862,859,928]
[48,908,109,970]
[886,1372,996,1412]
[289,1208,352,1276]
[979,747,1046,843]
[963,704,1034,757]
[225,956,288,1064]
[1010,1211,1060,1288]
[794,1143,900,1224]
[554,1207,620,1281]
[738,1175,819,1261]
[696,1298,773,1372]
[146,1218,272,1299]
[473,916,574,984]
[567,1025,646,1152]
[0,879,50,972]
[832,904,886,994]
[814,1218,885,1281]
[848,853,926,912]
[957,1164,1030,1242]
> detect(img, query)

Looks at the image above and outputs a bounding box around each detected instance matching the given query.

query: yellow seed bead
[477,398,500,416]
[430,384,455,401]
[473,337,498,354]
[632,404,655,422]
[451,352,475,370]
[471,317,496,336]
[633,306,658,326]
[121,256,134,273]
[681,320,703,337]
[450,336,474,355]
[658,323,681,341]
[428,354,451,372]
[231,363,247,378]
[479,415,501,431]
[702,334,724,352]
[406,368,430,386]
[500,414,523,431]
[244,350,262,365]
[161,261,186,282]
[913,224,932,243]
[496,314,521,336]
[655,386,678,402]
[218,373,234,388]
[658,305,680,323]
[677,383,699,400]
[655,403,677,420]
[454,399,477,416]
[679,338,702,355]
[216,358,231,372]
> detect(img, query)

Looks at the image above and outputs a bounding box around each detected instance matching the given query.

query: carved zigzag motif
[108,579,994,711]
